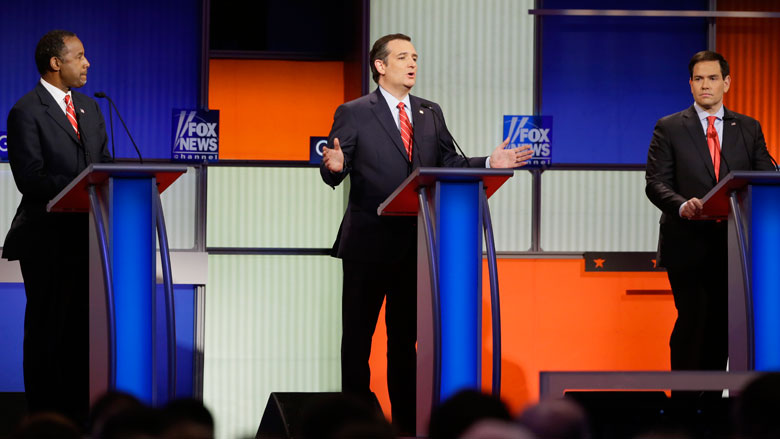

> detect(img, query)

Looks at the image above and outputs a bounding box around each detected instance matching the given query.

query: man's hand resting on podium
[680,197,703,218]
[322,138,345,173]
[489,138,534,168]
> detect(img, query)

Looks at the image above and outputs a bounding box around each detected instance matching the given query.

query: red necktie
[397,102,413,160]
[64,95,80,139]
[707,116,720,181]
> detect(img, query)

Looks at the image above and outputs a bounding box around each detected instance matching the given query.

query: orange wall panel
[208,59,344,160]
[717,1,780,162]
[368,258,675,419]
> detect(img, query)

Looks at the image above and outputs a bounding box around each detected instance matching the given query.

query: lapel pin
[419,110,423,114]
[80,108,85,114]
[731,122,736,126]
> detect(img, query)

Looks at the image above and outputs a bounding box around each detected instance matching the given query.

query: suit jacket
[645,105,774,270]
[320,88,486,261]
[3,82,112,260]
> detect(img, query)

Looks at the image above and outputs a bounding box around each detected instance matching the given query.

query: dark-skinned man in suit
[320,33,532,434]
[646,51,774,374]
[3,29,111,426]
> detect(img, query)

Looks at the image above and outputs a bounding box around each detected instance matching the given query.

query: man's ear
[49,56,61,73]
[374,59,385,76]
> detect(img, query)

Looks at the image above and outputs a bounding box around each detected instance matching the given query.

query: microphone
[94,92,143,163]
[733,117,779,171]
[420,102,471,167]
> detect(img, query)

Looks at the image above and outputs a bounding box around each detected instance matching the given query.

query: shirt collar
[378,86,411,111]
[693,102,724,121]
[40,77,72,107]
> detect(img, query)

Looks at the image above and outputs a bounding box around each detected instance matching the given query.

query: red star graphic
[593,258,605,268]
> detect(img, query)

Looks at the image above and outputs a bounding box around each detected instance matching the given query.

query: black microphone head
[94,92,107,98]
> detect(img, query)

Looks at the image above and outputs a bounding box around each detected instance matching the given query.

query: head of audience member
[35,29,90,92]
[428,389,513,439]
[732,373,780,439]
[12,412,81,439]
[688,50,731,113]
[159,398,215,439]
[518,397,590,439]
[298,393,392,439]
[88,391,145,438]
[97,405,162,439]
[460,419,536,439]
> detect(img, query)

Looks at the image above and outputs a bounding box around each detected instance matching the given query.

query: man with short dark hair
[3,29,112,425]
[646,50,774,371]
[321,33,531,434]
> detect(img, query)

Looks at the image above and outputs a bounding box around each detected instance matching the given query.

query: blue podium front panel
[110,178,156,403]
[436,181,482,401]
[750,185,780,370]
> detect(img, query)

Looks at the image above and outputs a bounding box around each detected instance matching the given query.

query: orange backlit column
[368,258,675,419]
[717,1,780,162]
[208,59,345,161]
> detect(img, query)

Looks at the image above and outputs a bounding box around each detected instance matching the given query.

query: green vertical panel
[159,166,197,250]
[207,167,344,248]
[485,171,533,252]
[541,170,659,252]
[203,254,342,439]
[0,163,21,247]
[371,0,535,158]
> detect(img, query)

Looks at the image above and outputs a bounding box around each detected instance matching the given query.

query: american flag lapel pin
[80,108,85,114]
[731,122,736,126]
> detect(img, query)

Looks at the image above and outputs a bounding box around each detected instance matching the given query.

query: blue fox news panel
[0,1,200,159]
[750,185,780,370]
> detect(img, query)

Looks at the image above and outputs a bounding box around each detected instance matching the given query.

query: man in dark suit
[646,51,774,372]
[3,30,111,425]
[320,33,531,434]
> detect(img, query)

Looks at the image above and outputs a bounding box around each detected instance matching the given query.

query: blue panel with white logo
[310,136,328,164]
[0,131,8,162]
[503,116,553,167]
[172,110,219,162]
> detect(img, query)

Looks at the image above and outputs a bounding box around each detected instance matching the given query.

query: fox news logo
[172,110,219,162]
[0,131,7,162]
[502,116,552,166]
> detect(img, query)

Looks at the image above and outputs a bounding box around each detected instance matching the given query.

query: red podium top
[378,167,514,216]
[47,163,188,213]
[698,171,780,219]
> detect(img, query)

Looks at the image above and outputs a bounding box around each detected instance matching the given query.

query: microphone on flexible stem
[94,92,143,164]
[733,117,779,171]
[420,102,471,167]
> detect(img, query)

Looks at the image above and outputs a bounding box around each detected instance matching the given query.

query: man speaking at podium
[646,51,774,373]
[320,33,531,433]
[3,30,111,424]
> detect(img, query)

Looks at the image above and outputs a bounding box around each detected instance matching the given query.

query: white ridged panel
[159,166,197,250]
[203,254,342,439]
[485,170,533,252]
[0,163,21,247]
[370,0,535,158]
[206,167,345,248]
[541,171,659,252]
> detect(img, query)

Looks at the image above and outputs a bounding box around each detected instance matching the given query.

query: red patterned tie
[64,95,80,139]
[397,102,413,160]
[707,116,720,181]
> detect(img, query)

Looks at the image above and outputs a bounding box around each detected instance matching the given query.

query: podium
[47,163,187,406]
[378,167,513,435]
[698,171,780,371]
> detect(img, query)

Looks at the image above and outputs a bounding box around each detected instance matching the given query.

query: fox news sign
[172,109,219,162]
[502,115,552,166]
[0,131,7,162]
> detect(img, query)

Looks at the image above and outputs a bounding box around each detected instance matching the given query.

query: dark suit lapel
[720,107,739,178]
[35,83,81,145]
[682,105,716,182]
[370,89,411,163]
[410,96,427,167]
